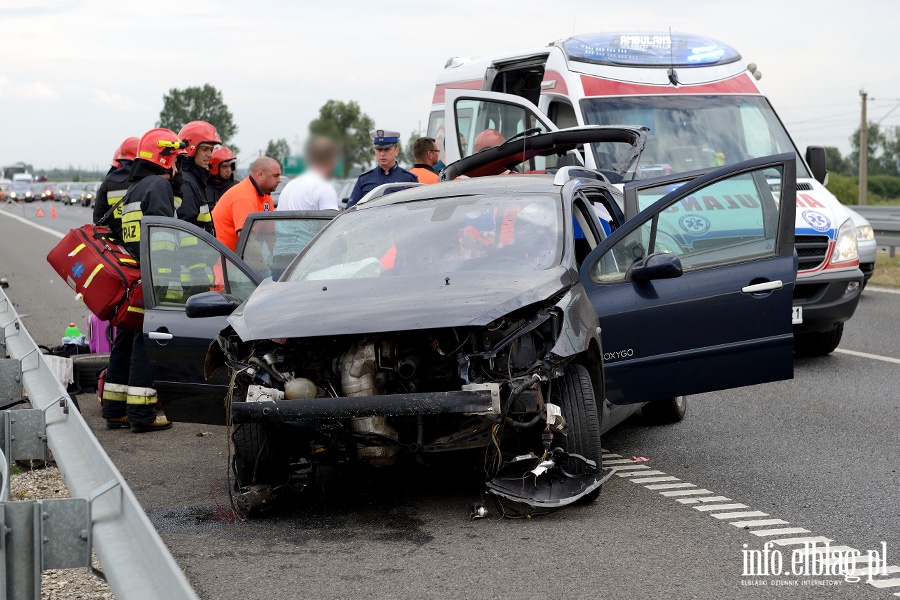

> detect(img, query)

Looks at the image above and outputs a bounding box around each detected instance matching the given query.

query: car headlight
[855,225,875,241]
[831,218,859,264]
[10,192,16,198]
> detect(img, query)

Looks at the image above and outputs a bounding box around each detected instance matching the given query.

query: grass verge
[870,252,900,287]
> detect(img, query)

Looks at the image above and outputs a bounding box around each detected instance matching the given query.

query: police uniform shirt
[347,163,418,208]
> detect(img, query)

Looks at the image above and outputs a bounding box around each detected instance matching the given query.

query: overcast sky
[2,0,898,173]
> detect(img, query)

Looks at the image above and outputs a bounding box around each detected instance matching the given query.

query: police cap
[370,129,400,149]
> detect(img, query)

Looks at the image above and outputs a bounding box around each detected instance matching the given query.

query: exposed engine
[222,306,563,470]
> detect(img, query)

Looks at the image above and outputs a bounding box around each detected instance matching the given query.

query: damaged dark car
[141,128,798,516]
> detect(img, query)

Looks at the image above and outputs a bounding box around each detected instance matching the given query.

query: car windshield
[285,195,564,280]
[10,182,28,192]
[581,95,809,180]
[30,184,45,192]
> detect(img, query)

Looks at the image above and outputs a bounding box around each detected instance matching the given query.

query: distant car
[0,182,8,203]
[332,177,357,209]
[271,175,291,207]
[845,207,876,288]
[62,183,86,206]
[30,183,51,202]
[82,182,101,207]
[8,181,33,202]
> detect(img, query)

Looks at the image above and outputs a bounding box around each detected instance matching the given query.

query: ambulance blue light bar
[561,33,741,68]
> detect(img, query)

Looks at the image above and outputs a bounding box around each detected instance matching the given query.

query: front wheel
[555,363,603,502]
[794,323,843,357]
[232,422,289,488]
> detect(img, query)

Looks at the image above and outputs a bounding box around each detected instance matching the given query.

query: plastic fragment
[631,456,649,462]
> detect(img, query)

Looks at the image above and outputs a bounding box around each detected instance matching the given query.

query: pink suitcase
[87,314,116,354]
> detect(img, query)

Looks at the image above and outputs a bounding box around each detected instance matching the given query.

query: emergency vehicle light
[560,33,741,68]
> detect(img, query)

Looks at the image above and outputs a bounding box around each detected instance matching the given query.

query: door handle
[148,331,174,341]
[741,280,783,294]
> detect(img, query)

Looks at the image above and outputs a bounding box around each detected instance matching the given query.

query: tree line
[824,122,900,204]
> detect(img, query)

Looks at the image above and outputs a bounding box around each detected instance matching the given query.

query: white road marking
[693,503,748,512]
[793,545,857,557]
[658,487,711,495]
[730,519,790,528]
[617,470,666,478]
[866,578,900,589]
[865,285,900,295]
[610,464,653,472]
[601,453,622,459]
[749,527,810,536]
[630,475,680,484]
[605,458,645,465]
[835,348,900,365]
[0,207,65,239]
[847,566,900,576]
[710,511,769,520]
[677,496,732,505]
[770,536,833,546]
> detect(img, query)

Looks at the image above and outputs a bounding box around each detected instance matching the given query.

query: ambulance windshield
[581,95,810,180]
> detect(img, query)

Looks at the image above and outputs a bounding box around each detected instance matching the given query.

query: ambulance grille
[795,235,829,271]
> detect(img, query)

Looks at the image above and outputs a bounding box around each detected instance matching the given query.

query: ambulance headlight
[831,219,858,264]
[855,225,874,241]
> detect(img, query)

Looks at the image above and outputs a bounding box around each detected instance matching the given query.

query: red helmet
[209,147,237,175]
[111,136,140,167]
[474,129,505,153]
[178,121,222,157]
[137,128,186,170]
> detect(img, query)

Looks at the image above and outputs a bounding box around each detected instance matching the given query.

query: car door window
[240,216,331,280]
[147,225,257,308]
[593,164,784,282]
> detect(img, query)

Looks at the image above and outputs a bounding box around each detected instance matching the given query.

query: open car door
[579,153,797,405]
[140,211,334,424]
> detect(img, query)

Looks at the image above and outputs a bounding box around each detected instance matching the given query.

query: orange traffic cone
[50,205,57,218]
[36,207,45,217]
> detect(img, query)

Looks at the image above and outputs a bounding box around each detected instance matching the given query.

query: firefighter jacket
[175,157,215,234]
[92,162,132,240]
[209,175,238,207]
[120,161,176,259]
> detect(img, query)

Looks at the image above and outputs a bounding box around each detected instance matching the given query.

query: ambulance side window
[547,99,578,129]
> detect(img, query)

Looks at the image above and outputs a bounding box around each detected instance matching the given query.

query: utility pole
[859,89,868,205]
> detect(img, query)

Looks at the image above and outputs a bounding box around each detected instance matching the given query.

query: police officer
[102,128,185,433]
[93,136,139,237]
[176,120,221,234]
[345,129,418,208]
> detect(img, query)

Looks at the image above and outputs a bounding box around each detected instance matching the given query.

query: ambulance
[428,32,862,356]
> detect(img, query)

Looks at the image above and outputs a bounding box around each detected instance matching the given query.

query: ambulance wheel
[794,323,843,357]
[642,395,687,424]
[232,422,289,489]
[555,363,603,502]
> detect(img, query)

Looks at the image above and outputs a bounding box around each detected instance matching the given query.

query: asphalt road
[2,200,899,599]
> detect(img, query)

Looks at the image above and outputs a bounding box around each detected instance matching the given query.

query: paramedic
[212,156,280,252]
[101,128,185,433]
[409,137,440,184]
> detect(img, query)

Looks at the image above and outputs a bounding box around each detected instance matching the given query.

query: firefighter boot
[101,383,129,429]
[126,386,172,433]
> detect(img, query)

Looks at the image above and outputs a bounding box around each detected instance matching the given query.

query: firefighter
[102,128,185,433]
[92,136,139,238]
[208,146,238,207]
[175,120,220,234]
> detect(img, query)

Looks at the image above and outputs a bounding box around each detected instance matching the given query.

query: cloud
[0,77,59,100]
[89,89,151,113]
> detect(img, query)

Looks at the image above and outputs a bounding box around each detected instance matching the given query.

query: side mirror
[626,252,684,283]
[805,146,827,185]
[185,292,242,319]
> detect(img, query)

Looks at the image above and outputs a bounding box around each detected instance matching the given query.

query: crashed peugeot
[185,127,798,516]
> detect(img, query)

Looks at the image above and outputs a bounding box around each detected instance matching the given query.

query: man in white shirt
[276,136,340,211]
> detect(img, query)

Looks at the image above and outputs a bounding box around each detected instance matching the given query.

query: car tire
[794,323,843,357]
[71,353,110,394]
[555,363,603,502]
[642,395,687,424]
[232,421,289,488]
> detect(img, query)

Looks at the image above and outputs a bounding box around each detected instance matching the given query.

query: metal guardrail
[850,205,900,257]
[0,287,199,600]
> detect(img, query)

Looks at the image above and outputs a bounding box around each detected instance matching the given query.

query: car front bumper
[231,389,497,423]
[793,268,864,333]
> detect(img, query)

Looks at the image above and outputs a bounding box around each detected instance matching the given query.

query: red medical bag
[46,225,145,331]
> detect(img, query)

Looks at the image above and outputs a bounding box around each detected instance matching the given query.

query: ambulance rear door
[443,90,558,163]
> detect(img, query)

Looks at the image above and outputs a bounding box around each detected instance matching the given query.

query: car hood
[228,267,574,341]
